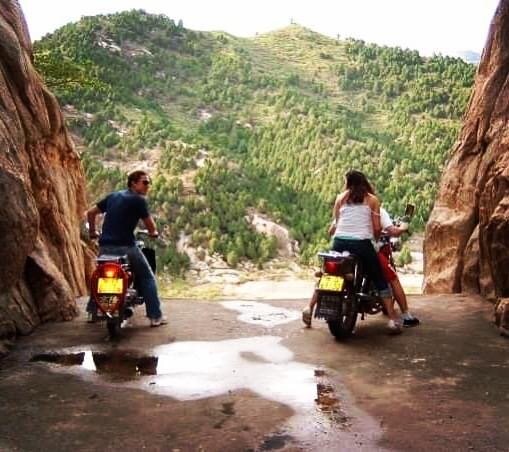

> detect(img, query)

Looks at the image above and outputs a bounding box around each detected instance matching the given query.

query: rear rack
[96,254,128,264]
[317,250,351,260]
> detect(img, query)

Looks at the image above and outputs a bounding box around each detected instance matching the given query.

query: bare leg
[389,277,408,314]
[382,296,399,322]
[302,290,318,327]
[308,290,318,311]
[390,277,420,326]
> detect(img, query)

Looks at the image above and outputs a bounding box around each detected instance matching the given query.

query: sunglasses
[141,180,151,186]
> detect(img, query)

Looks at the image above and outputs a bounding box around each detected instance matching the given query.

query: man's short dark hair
[127,170,148,188]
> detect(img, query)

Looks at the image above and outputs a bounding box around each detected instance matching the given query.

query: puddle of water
[31,336,384,450]
[220,300,300,327]
[31,337,312,404]
[151,336,313,404]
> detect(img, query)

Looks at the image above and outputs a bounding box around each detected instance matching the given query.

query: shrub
[396,244,412,267]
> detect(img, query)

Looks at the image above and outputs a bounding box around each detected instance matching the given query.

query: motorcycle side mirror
[404,203,415,219]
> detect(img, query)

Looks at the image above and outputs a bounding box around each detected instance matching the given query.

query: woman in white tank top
[327,170,402,332]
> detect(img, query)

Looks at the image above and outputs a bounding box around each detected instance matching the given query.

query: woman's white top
[334,203,374,240]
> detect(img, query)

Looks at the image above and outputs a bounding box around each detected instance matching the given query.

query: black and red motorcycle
[314,204,414,339]
[89,231,156,338]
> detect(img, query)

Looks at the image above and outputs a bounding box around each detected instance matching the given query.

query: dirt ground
[0,294,508,451]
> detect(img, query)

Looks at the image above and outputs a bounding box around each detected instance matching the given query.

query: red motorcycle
[314,204,414,339]
[89,231,156,338]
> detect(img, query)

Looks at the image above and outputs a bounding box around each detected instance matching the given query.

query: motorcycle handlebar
[88,230,160,240]
[136,230,159,238]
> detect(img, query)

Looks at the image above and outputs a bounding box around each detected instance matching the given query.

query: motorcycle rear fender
[90,262,128,315]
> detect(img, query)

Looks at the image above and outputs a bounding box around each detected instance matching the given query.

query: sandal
[387,319,403,335]
[302,307,312,327]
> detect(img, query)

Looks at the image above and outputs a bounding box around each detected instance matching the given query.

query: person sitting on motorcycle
[86,170,167,327]
[302,170,402,333]
[302,206,420,329]
[377,207,420,327]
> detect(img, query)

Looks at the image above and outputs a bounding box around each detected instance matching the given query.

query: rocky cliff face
[0,0,88,353]
[424,0,509,299]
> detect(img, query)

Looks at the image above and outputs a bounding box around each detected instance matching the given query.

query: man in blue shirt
[86,170,167,327]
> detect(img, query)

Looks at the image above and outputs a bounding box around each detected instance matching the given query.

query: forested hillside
[34,10,475,271]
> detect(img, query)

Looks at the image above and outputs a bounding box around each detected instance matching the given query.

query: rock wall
[494,298,509,336]
[0,0,88,352]
[424,0,509,299]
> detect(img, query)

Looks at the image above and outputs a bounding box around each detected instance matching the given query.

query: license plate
[97,277,123,294]
[319,275,344,292]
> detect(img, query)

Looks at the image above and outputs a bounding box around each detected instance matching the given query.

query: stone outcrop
[0,0,88,352]
[424,0,509,300]
[246,210,299,258]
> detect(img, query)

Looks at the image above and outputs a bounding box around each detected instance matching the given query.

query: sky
[18,0,499,57]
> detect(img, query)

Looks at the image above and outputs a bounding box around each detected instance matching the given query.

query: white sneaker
[150,316,168,327]
[387,319,402,334]
[121,307,134,328]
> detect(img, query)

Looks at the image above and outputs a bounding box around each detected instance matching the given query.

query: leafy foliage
[34,11,475,269]
[396,244,413,267]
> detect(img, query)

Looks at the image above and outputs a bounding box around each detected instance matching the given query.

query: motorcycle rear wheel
[107,318,121,338]
[327,293,358,340]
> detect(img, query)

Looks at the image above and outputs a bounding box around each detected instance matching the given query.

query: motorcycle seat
[96,254,129,264]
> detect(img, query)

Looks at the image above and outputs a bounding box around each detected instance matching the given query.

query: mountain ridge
[33,9,475,270]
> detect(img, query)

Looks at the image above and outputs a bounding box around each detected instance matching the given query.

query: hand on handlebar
[399,222,409,232]
[137,229,159,239]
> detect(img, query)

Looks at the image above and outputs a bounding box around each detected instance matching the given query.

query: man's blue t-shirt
[97,190,149,247]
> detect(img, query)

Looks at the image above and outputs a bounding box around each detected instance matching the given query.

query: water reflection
[82,351,96,372]
[32,350,158,382]
[152,336,314,406]
[220,301,300,327]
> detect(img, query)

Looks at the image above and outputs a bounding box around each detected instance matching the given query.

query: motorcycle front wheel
[327,292,359,340]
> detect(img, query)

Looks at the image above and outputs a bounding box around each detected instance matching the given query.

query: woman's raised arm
[368,195,382,240]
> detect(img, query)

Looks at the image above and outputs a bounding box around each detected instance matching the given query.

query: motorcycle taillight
[100,263,122,278]
[324,260,341,275]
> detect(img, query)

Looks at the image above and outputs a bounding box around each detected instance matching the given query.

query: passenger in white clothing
[378,208,420,327]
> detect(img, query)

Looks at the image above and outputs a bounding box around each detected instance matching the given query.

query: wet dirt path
[0,295,508,451]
